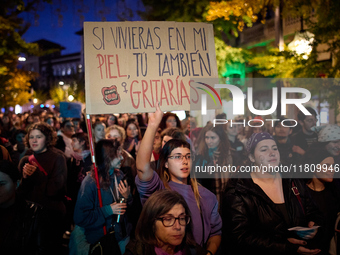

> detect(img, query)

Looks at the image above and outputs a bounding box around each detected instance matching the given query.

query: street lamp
[288,16,314,60]
[59,81,70,101]
[68,95,74,101]
[288,31,314,59]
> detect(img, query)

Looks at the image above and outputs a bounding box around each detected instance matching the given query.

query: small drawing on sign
[121,82,128,93]
[102,85,121,105]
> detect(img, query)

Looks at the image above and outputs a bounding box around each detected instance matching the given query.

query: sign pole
[86,114,107,235]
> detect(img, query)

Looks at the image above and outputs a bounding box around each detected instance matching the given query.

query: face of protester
[314,156,335,183]
[94,123,106,142]
[106,129,122,143]
[33,116,40,123]
[62,121,75,138]
[186,117,191,132]
[165,147,191,184]
[27,116,33,124]
[73,120,80,130]
[227,124,238,138]
[0,172,16,209]
[205,130,220,149]
[107,115,117,126]
[155,204,186,250]
[121,114,129,122]
[325,140,340,156]
[29,129,47,153]
[162,135,173,148]
[2,116,9,125]
[16,133,26,144]
[46,118,54,127]
[71,138,84,153]
[111,147,124,169]
[253,126,263,134]
[250,139,280,168]
[126,123,138,139]
[274,123,292,139]
[301,115,317,133]
[153,132,162,153]
[166,116,177,128]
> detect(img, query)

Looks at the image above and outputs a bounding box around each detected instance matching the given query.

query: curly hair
[25,122,57,149]
[105,125,126,141]
[159,112,181,130]
[160,127,186,142]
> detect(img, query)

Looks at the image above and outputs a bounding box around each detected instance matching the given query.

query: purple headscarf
[246,132,275,153]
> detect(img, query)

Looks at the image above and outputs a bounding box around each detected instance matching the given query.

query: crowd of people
[1,105,340,255]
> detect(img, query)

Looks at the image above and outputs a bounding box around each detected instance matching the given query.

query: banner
[60,102,82,118]
[84,21,218,114]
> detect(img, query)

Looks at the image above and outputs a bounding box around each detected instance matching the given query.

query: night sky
[21,0,144,55]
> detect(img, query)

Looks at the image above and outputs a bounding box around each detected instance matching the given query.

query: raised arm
[136,102,163,181]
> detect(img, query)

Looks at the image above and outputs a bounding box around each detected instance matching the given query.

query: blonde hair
[105,125,126,141]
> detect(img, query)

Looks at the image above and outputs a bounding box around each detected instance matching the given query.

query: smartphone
[121,173,128,186]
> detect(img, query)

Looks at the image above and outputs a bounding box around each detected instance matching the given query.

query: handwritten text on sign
[84,21,218,114]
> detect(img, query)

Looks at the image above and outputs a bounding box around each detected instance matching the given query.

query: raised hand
[118,180,131,199]
[148,102,163,128]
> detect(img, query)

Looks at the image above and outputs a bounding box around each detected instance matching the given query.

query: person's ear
[165,161,169,169]
[249,154,255,163]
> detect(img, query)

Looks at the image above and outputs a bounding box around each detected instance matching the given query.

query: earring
[164,171,170,182]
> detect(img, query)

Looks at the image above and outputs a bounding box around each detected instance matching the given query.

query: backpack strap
[291,180,305,215]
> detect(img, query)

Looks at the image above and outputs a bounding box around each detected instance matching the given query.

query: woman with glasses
[136,103,222,255]
[125,189,207,255]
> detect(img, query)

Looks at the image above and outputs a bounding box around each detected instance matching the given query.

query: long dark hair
[197,122,231,165]
[135,189,196,248]
[124,119,142,140]
[159,112,181,130]
[93,139,121,189]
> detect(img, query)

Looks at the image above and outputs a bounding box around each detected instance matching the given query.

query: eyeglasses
[157,215,191,227]
[168,154,191,161]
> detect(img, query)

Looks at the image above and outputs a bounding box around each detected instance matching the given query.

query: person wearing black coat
[221,132,323,255]
[221,177,323,255]
[0,160,48,254]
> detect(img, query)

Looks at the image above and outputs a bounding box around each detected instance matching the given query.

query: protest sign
[60,102,82,118]
[84,21,218,114]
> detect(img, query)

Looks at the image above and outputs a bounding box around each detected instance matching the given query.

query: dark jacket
[124,239,207,255]
[221,176,323,255]
[0,196,48,254]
